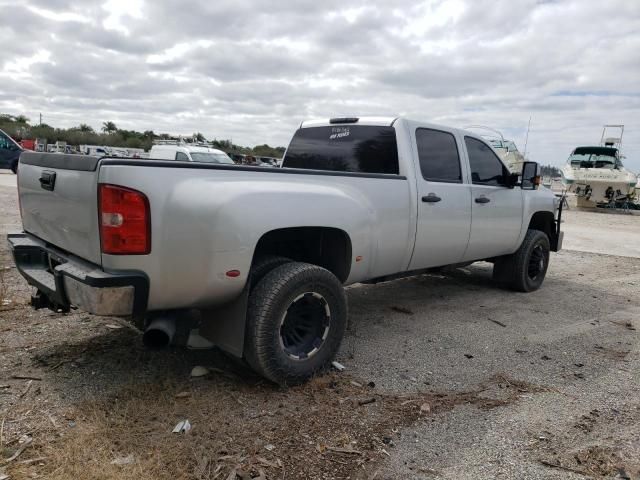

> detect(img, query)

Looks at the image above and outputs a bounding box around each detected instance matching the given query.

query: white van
[149,144,235,164]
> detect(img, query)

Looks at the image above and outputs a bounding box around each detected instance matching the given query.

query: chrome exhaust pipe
[143,316,176,348]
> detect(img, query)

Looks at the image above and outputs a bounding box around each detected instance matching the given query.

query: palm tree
[78,123,94,133]
[102,121,117,134]
[15,115,29,124]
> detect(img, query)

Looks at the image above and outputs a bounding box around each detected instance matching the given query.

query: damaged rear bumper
[8,233,148,317]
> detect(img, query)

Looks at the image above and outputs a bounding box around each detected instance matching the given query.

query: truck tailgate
[18,152,102,265]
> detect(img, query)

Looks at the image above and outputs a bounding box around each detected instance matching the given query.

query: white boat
[464,125,525,173]
[561,125,637,208]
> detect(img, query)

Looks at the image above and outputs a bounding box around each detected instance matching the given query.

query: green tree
[102,121,117,134]
[77,123,94,133]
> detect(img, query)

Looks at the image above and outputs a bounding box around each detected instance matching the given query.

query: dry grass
[3,373,548,480]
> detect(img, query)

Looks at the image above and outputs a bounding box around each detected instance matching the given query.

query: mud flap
[198,287,249,358]
[551,193,565,252]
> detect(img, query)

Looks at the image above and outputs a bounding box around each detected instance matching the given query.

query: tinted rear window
[283,125,399,174]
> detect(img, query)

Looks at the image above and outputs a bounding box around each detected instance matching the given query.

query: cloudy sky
[1,0,639,169]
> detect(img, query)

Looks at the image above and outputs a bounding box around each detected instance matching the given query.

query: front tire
[493,229,550,292]
[245,262,347,385]
[10,161,18,174]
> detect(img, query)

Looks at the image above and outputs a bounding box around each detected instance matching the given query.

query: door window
[416,128,462,183]
[465,137,509,186]
[175,152,189,161]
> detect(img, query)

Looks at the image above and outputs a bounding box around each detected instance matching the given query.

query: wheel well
[528,211,554,239]
[252,227,352,283]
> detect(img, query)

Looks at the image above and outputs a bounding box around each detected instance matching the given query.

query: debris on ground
[488,318,507,327]
[175,391,191,398]
[331,361,346,372]
[110,454,135,465]
[172,420,191,434]
[357,397,376,406]
[0,437,32,465]
[10,375,42,381]
[190,366,210,378]
[327,446,362,455]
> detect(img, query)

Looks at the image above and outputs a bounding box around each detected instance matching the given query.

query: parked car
[149,143,235,164]
[0,128,23,173]
[9,117,562,385]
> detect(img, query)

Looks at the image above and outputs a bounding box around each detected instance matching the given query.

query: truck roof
[301,117,398,128]
[299,117,481,140]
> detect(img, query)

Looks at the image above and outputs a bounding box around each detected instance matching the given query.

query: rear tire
[10,162,17,174]
[250,255,291,288]
[493,229,550,292]
[245,262,347,385]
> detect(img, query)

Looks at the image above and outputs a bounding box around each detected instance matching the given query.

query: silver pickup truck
[8,117,563,384]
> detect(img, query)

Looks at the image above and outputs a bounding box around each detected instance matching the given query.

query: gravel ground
[1,176,639,479]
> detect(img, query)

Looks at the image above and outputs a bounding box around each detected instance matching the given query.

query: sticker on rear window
[329,127,350,140]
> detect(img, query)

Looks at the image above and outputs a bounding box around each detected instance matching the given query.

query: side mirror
[521,161,540,190]
[505,172,519,188]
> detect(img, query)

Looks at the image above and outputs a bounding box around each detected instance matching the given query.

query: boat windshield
[569,153,623,169]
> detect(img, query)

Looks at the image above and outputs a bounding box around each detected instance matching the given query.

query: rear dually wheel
[244,262,347,386]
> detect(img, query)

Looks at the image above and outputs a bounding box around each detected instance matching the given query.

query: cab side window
[416,128,462,183]
[465,137,508,186]
[175,152,189,161]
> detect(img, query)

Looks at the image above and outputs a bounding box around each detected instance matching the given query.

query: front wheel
[244,262,347,385]
[10,161,18,174]
[493,229,550,292]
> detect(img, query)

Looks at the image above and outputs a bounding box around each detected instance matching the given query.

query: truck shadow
[33,259,629,399]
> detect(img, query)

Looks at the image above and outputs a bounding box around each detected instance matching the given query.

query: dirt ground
[1,172,639,479]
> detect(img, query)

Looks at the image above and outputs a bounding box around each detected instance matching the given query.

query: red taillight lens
[98,184,150,255]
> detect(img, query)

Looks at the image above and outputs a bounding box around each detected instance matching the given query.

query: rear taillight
[98,184,150,255]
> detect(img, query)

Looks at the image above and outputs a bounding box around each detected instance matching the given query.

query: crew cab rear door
[461,136,523,261]
[408,127,472,269]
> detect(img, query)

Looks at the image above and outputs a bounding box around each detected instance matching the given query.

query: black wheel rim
[279,292,331,360]
[527,245,546,280]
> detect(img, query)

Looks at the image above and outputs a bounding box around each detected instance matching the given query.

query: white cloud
[102,0,144,34]
[0,0,639,171]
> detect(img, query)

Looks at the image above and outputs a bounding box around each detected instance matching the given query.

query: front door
[409,128,472,270]
[462,136,523,261]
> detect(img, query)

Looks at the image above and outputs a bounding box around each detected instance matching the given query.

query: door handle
[422,194,442,203]
[39,171,56,191]
[475,197,490,204]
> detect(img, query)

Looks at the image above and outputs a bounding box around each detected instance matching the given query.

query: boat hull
[561,166,637,207]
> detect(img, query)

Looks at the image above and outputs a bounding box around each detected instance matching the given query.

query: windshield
[190,152,235,164]
[569,153,622,169]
